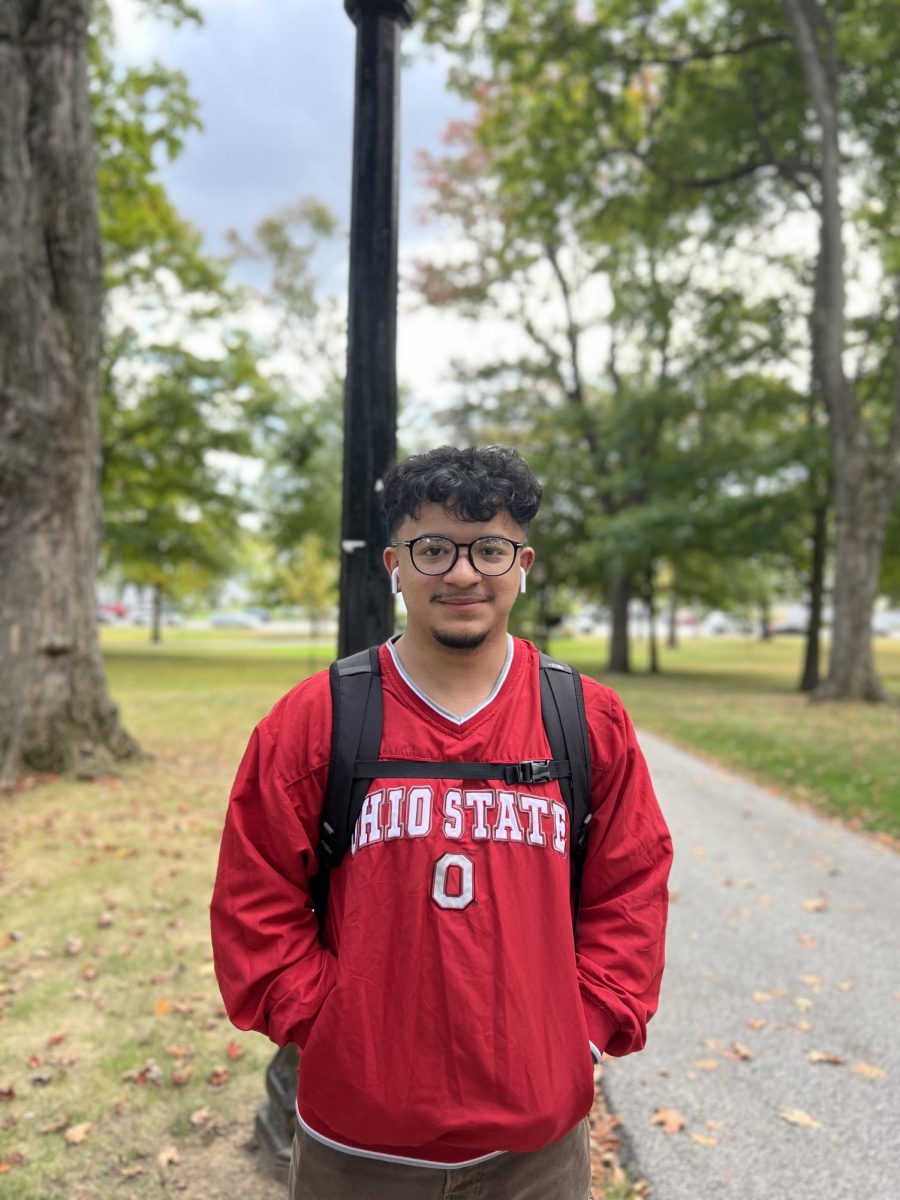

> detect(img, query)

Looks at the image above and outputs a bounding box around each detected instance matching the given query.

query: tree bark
[151,583,162,645]
[799,501,827,692]
[817,459,892,700]
[607,573,631,673]
[783,0,900,701]
[666,586,678,649]
[642,566,659,674]
[759,595,772,640]
[0,0,138,782]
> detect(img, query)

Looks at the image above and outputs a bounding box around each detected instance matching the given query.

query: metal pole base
[255,1043,299,1173]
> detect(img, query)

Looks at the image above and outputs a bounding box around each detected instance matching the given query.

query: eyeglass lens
[411,536,517,576]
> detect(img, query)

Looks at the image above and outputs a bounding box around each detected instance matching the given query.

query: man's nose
[444,550,481,585]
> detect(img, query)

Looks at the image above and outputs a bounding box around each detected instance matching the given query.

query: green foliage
[90,0,217,293]
[229,200,347,568]
[100,331,277,604]
[414,97,825,644]
[90,0,281,617]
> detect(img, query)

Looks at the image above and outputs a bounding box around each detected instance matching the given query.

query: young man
[211,446,672,1200]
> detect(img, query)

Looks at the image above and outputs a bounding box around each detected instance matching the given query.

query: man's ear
[520,546,535,574]
[383,546,399,574]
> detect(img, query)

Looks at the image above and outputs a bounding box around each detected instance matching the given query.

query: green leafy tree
[414,111,816,674]
[228,200,346,580]
[418,0,900,700]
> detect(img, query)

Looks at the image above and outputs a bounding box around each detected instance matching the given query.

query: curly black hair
[382,445,542,537]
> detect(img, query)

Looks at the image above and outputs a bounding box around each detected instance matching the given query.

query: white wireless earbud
[391,566,401,595]
[519,568,527,595]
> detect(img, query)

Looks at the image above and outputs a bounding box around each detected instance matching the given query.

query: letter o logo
[431,853,474,911]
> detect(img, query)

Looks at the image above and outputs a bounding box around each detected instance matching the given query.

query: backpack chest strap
[352,758,572,785]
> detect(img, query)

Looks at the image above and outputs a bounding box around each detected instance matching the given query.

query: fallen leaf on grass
[794,997,813,1013]
[190,1107,211,1127]
[802,898,828,913]
[695,1059,719,1071]
[780,1108,821,1130]
[122,1060,163,1087]
[64,936,83,957]
[46,1033,66,1046]
[807,1051,845,1066]
[156,1145,180,1169]
[171,1065,194,1087]
[39,1115,71,1134]
[752,991,774,1003]
[153,997,172,1017]
[226,1040,244,1060]
[0,1086,15,1101]
[0,1151,25,1173]
[64,1122,92,1145]
[208,1066,229,1087]
[852,1061,886,1080]
[650,1108,686,1134]
[120,1165,144,1178]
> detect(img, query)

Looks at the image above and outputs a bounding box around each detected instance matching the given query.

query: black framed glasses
[391,535,525,577]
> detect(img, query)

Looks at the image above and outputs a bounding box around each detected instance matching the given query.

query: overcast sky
[112,0,505,435]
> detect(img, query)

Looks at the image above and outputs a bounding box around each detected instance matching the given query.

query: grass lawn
[0,632,637,1199]
[549,634,900,841]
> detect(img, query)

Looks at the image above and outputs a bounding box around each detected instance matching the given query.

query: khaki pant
[288,1119,591,1200]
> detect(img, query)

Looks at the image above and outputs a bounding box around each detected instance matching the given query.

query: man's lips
[433,596,492,606]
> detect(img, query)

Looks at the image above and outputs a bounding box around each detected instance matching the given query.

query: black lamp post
[338,0,414,658]
[254,0,414,1170]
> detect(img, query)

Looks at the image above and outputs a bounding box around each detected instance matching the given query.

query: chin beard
[431,628,489,651]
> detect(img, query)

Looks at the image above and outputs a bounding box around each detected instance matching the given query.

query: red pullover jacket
[210,638,672,1165]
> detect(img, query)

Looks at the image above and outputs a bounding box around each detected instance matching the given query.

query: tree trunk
[0,0,138,783]
[759,595,772,641]
[151,583,162,645]
[607,573,631,673]
[533,584,550,654]
[666,586,678,649]
[784,0,900,701]
[642,566,659,674]
[816,461,892,700]
[799,501,827,693]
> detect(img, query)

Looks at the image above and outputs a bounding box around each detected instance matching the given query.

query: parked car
[209,611,260,629]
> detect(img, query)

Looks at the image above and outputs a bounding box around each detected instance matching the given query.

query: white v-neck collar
[387,635,514,725]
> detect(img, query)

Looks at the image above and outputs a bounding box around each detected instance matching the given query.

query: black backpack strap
[539,653,592,922]
[314,646,383,925]
[352,759,571,784]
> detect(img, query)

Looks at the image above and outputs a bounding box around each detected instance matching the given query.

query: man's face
[383,502,535,651]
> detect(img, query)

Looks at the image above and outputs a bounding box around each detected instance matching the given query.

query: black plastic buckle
[505,759,552,785]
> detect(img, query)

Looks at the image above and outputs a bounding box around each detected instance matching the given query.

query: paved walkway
[602,732,899,1200]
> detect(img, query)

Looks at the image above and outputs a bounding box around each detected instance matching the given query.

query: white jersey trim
[296,1106,503,1169]
[387,634,514,725]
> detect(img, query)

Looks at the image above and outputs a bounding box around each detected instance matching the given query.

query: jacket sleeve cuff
[582,1000,619,1059]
